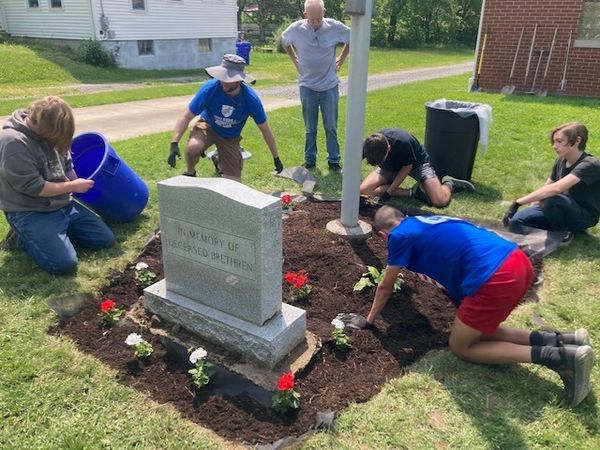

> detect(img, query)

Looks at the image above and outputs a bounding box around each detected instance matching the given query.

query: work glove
[168,142,180,168]
[273,156,284,173]
[378,192,392,205]
[502,201,521,227]
[335,313,372,330]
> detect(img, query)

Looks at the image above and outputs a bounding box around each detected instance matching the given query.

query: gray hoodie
[0,110,73,212]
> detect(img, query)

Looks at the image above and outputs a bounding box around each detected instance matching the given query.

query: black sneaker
[441,175,475,193]
[182,170,197,177]
[554,345,595,408]
[0,228,19,251]
[303,162,316,169]
[210,154,221,174]
[328,162,342,173]
[559,231,574,247]
[409,184,433,206]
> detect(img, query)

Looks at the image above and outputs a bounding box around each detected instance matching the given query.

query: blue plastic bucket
[235,41,252,64]
[70,132,149,223]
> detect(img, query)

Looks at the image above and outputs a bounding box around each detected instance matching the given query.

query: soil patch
[52,202,539,445]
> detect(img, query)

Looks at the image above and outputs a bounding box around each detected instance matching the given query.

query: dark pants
[5,202,114,274]
[509,194,597,233]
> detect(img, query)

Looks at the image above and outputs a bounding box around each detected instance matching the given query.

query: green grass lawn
[1,75,599,448]
[0,41,472,115]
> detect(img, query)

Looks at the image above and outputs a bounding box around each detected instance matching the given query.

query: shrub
[76,40,115,67]
[272,19,296,53]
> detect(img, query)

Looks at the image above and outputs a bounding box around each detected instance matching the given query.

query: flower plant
[125,332,154,359]
[353,265,404,293]
[188,347,214,389]
[271,372,300,414]
[281,193,296,211]
[330,318,351,350]
[133,262,157,289]
[98,298,124,327]
[283,269,312,301]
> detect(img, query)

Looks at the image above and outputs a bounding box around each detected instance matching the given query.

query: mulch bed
[51,201,540,446]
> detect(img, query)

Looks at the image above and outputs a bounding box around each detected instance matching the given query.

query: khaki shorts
[190,119,243,179]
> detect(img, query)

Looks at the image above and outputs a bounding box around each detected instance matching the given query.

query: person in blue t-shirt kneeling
[337,206,594,408]
[168,54,284,181]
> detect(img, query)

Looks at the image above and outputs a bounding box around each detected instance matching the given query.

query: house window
[138,40,154,56]
[132,0,146,11]
[198,38,212,53]
[27,0,39,8]
[50,0,63,7]
[579,1,600,40]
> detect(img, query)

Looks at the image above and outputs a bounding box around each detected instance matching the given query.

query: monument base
[145,279,307,370]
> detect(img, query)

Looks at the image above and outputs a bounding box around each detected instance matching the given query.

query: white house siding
[92,1,238,69]
[93,0,237,41]
[2,0,94,39]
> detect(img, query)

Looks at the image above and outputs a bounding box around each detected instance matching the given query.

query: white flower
[331,318,345,330]
[189,347,207,364]
[125,333,143,346]
[135,262,149,271]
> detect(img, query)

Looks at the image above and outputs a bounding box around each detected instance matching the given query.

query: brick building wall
[477,0,600,97]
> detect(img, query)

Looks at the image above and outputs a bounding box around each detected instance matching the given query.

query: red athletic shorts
[456,248,533,335]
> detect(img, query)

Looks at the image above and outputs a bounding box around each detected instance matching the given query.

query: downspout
[470,0,486,89]
[88,0,99,39]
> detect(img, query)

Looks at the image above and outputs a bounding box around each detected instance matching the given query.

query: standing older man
[168,54,283,181]
[281,0,350,172]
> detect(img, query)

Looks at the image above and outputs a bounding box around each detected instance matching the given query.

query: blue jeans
[5,202,115,274]
[300,85,340,165]
[509,194,597,233]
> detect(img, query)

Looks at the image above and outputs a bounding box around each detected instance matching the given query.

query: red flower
[100,299,116,313]
[294,275,307,289]
[277,372,295,391]
[284,272,297,284]
[281,194,292,206]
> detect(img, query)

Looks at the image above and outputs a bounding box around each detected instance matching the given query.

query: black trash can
[424,100,484,182]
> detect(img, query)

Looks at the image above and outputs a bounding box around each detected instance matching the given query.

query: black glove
[335,313,372,330]
[274,156,284,173]
[378,192,392,204]
[168,142,180,168]
[502,201,521,227]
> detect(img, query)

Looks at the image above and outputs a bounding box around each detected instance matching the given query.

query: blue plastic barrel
[235,41,252,64]
[70,132,149,223]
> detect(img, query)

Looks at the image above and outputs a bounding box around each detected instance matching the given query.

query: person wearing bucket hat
[169,54,284,181]
[0,96,115,274]
[281,0,350,172]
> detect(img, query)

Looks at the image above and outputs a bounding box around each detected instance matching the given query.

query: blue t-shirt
[387,216,517,302]
[188,79,267,139]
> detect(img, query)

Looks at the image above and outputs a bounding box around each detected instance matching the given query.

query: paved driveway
[1,62,471,142]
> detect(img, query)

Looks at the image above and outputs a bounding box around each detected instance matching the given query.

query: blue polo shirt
[188,79,267,139]
[387,216,517,302]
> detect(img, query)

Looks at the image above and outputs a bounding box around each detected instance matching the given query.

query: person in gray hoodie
[0,96,114,274]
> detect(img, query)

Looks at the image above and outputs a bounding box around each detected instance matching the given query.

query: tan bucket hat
[205,54,256,84]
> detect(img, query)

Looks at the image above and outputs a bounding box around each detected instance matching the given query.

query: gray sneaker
[556,328,591,346]
[0,228,19,251]
[554,345,595,408]
[441,175,475,193]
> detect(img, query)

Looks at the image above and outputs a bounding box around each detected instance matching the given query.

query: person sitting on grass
[503,122,600,239]
[168,54,284,182]
[360,128,475,206]
[0,96,115,274]
[338,206,595,408]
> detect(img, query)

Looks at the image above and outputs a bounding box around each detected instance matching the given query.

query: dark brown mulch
[52,202,540,446]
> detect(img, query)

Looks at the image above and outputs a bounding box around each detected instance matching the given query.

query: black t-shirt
[378,128,429,173]
[550,152,600,220]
